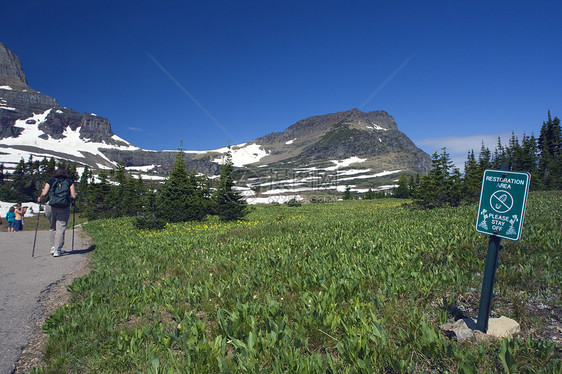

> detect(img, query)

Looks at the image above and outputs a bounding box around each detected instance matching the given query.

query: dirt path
[0,227,94,374]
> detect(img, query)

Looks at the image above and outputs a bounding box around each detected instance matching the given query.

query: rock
[440,318,478,342]
[487,316,521,338]
[0,42,27,86]
[440,316,520,342]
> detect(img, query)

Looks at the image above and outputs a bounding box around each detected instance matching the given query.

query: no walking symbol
[475,169,531,241]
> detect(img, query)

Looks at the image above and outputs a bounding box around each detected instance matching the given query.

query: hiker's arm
[38,183,50,202]
[70,183,77,200]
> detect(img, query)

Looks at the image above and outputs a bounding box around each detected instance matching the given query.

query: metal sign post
[475,168,530,332]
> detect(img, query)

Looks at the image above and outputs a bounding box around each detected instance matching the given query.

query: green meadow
[37,192,561,373]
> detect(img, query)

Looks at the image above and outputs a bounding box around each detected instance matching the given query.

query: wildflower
[253,295,258,300]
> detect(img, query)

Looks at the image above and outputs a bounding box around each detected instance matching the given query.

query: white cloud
[415,132,525,171]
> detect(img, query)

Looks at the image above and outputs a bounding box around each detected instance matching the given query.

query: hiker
[6,206,16,232]
[14,203,28,232]
[38,167,77,257]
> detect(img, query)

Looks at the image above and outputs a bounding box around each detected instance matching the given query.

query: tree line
[393,111,561,208]
[2,112,559,215]
[0,146,248,226]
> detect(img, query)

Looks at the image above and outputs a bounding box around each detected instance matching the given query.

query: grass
[33,192,561,373]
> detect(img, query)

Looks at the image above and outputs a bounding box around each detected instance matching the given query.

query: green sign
[475,169,531,241]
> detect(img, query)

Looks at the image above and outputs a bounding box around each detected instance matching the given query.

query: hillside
[1,42,431,202]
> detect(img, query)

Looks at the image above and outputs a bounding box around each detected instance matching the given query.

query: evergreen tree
[212,151,247,221]
[408,174,419,197]
[364,189,376,200]
[342,185,352,200]
[75,166,91,212]
[491,137,507,169]
[478,142,492,171]
[413,148,458,208]
[156,147,210,222]
[106,163,128,218]
[538,111,561,189]
[84,170,112,220]
[519,134,540,189]
[9,158,28,201]
[463,150,481,203]
[393,175,410,198]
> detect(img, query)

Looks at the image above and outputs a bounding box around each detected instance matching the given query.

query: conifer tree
[478,142,492,171]
[342,185,352,200]
[364,189,376,200]
[394,175,410,198]
[156,146,209,222]
[212,150,247,221]
[463,150,481,203]
[538,111,561,189]
[414,148,458,208]
[519,134,540,189]
[84,170,112,220]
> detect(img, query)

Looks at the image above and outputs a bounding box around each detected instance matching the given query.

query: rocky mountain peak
[0,43,27,87]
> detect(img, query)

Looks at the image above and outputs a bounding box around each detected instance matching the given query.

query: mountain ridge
[0,42,431,200]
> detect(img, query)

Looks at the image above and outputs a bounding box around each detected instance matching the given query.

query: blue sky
[2,0,561,168]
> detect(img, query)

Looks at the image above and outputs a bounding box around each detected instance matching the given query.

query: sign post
[475,168,530,332]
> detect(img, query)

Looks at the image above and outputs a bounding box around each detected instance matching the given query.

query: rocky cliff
[0,42,128,148]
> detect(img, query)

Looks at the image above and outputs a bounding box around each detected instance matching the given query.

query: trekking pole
[72,200,76,252]
[32,203,41,257]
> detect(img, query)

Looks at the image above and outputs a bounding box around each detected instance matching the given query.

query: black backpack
[49,178,72,208]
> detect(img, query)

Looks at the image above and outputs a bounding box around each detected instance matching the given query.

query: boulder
[440,316,520,342]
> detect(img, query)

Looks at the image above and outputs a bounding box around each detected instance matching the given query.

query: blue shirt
[6,211,15,222]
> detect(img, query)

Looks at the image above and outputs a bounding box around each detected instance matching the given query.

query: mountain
[0,42,136,168]
[0,42,431,202]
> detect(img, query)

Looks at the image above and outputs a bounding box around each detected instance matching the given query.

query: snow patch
[212,143,270,167]
[0,106,16,111]
[285,138,297,145]
[0,108,140,168]
[336,169,401,182]
[0,85,13,90]
[246,195,304,205]
[125,165,159,172]
[368,121,388,131]
[325,157,367,170]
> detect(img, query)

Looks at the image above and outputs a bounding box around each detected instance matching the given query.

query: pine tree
[408,174,419,197]
[342,185,352,200]
[212,151,247,221]
[538,111,561,189]
[83,170,112,220]
[156,147,210,222]
[394,175,410,198]
[364,189,376,200]
[463,150,481,203]
[478,142,492,171]
[413,148,457,208]
[491,137,507,169]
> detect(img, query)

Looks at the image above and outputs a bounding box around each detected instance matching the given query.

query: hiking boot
[53,250,62,257]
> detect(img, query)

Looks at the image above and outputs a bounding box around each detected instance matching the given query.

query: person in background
[38,167,77,257]
[14,202,28,232]
[6,206,16,232]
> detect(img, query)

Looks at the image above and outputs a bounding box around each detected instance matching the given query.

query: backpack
[49,178,72,208]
